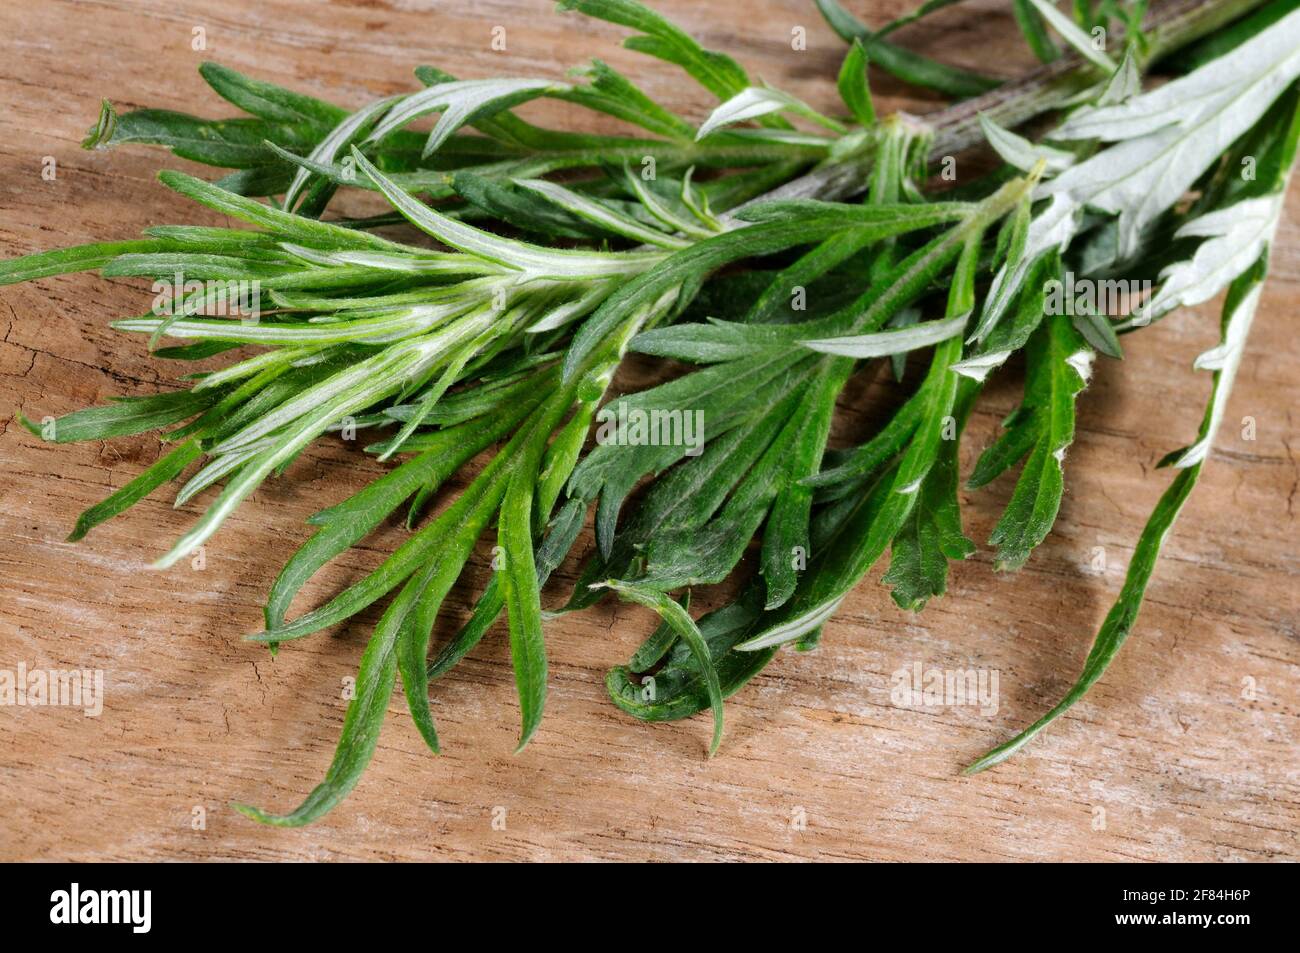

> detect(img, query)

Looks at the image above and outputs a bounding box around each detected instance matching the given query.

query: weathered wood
[0,0,1295,861]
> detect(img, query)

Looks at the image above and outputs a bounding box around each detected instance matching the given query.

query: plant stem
[933,0,1272,154]
[752,0,1271,206]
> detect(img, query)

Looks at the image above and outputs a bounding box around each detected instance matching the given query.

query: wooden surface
[1,0,1297,862]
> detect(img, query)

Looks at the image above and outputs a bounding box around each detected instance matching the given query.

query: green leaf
[733,198,974,228]
[157,170,397,251]
[760,361,848,609]
[978,115,1075,175]
[66,439,204,542]
[801,313,968,358]
[813,0,1000,98]
[198,62,347,126]
[351,148,660,279]
[627,591,690,673]
[427,498,585,682]
[152,341,242,361]
[212,165,295,197]
[238,437,520,826]
[83,105,315,168]
[453,173,607,239]
[0,239,177,286]
[881,381,977,610]
[621,165,720,240]
[738,334,965,651]
[374,334,490,462]
[697,86,846,140]
[514,178,688,248]
[954,248,1054,381]
[743,227,880,324]
[263,395,543,629]
[966,263,1272,772]
[965,461,1199,774]
[1071,309,1124,359]
[498,415,558,750]
[369,79,563,157]
[562,59,696,141]
[803,387,926,496]
[1025,0,1115,71]
[973,316,1092,571]
[236,546,432,826]
[570,351,814,558]
[631,359,845,595]
[566,198,981,379]
[631,318,806,364]
[1011,0,1060,65]
[254,448,511,643]
[392,451,516,756]
[282,93,402,211]
[607,585,773,722]
[156,340,453,568]
[102,252,295,281]
[967,82,1299,775]
[21,388,221,443]
[599,579,725,755]
[780,228,983,623]
[558,0,750,101]
[569,385,803,604]
[878,0,969,35]
[837,40,875,127]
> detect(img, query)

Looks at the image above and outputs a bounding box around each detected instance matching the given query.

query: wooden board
[1,0,1296,862]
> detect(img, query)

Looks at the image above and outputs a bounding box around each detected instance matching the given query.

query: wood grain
[0,0,1296,862]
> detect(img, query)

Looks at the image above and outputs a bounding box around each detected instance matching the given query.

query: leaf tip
[962,740,1014,775]
[17,411,47,440]
[230,801,263,821]
[513,728,539,755]
[230,801,298,827]
[82,99,118,150]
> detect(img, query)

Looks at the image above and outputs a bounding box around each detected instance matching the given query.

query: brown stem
[753,0,1272,205]
[931,0,1272,155]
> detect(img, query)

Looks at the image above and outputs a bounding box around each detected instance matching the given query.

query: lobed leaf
[558,0,750,101]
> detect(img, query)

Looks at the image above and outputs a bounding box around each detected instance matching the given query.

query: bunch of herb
[2,0,1296,825]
